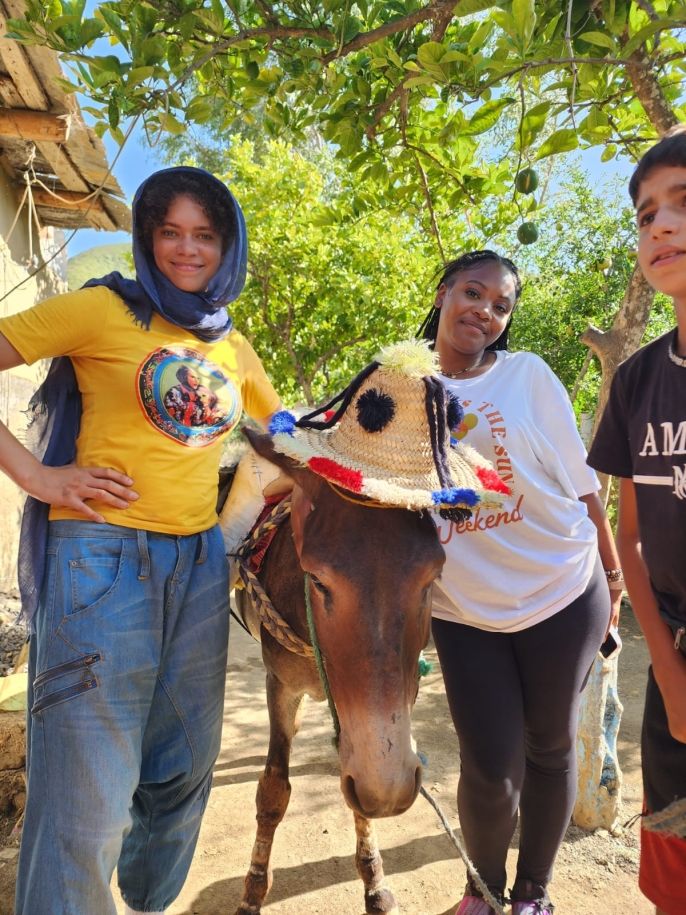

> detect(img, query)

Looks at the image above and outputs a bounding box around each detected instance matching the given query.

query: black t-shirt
[588,329,686,626]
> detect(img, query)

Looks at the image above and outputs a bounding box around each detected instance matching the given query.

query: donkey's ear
[242,426,304,482]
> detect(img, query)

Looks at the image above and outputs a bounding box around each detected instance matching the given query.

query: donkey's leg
[236,673,305,915]
[354,811,399,914]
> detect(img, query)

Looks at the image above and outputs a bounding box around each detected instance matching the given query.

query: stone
[0,771,25,815]
[0,713,25,771]
[574,654,623,831]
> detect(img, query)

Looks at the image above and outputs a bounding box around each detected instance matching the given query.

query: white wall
[0,169,67,591]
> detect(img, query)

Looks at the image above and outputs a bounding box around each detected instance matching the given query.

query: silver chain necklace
[668,333,686,368]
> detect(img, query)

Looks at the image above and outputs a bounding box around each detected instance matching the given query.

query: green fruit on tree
[515,167,539,194]
[517,221,538,245]
[245,60,260,80]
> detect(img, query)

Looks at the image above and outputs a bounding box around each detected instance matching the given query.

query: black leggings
[432,561,609,896]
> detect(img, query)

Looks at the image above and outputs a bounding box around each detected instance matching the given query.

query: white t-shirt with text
[432,350,600,632]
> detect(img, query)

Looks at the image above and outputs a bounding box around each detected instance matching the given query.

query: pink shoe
[510,880,554,915]
[511,903,554,915]
[454,895,497,915]
[454,881,505,915]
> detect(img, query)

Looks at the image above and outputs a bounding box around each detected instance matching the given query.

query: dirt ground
[97,607,651,915]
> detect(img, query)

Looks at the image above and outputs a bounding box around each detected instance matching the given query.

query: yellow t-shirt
[0,287,280,534]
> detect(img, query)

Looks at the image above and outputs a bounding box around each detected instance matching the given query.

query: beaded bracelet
[604,568,624,591]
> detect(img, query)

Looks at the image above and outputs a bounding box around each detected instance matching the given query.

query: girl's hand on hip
[27,464,139,523]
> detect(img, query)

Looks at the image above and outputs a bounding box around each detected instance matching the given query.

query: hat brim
[272,429,508,511]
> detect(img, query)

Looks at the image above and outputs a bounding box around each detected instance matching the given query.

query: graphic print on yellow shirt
[138,345,241,446]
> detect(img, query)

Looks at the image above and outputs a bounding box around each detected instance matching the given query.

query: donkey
[233,429,445,915]
[227,341,507,914]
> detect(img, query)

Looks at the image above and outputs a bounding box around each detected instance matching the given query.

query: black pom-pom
[439,506,472,524]
[446,392,464,431]
[356,388,396,433]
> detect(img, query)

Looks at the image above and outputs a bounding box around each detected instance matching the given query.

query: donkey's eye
[309,574,328,594]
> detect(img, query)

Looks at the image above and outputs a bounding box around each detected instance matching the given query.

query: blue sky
[68,0,165,255]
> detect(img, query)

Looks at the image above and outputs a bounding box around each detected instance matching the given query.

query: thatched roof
[0,0,130,233]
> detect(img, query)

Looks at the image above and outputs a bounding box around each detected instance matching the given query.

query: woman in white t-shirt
[419,250,622,915]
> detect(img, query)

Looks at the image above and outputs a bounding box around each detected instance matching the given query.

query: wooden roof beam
[0,11,50,111]
[0,108,70,143]
[29,185,106,216]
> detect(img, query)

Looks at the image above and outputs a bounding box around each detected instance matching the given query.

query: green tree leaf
[464,97,516,136]
[512,0,537,49]
[536,129,579,160]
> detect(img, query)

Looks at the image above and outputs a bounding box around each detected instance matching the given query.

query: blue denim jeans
[16,520,230,915]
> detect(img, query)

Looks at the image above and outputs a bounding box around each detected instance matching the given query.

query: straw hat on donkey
[264,339,509,516]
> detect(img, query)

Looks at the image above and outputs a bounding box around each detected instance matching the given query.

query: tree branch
[366,78,410,138]
[365,5,454,139]
[322,0,456,64]
[570,349,594,403]
[312,335,366,375]
[474,52,684,95]
[623,45,679,136]
[167,25,337,95]
[413,149,446,263]
[635,0,659,20]
[254,0,279,26]
[404,141,477,205]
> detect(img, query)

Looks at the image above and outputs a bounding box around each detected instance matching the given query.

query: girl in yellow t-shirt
[0,167,280,915]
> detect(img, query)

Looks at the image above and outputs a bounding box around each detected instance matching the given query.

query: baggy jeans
[16,520,230,915]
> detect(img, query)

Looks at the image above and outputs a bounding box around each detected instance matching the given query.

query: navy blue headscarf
[18,166,248,625]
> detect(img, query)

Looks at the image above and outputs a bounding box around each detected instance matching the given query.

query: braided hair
[417,250,522,352]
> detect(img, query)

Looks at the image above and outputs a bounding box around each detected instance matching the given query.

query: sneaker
[511,904,554,915]
[454,896,498,915]
[454,880,505,914]
[510,879,554,915]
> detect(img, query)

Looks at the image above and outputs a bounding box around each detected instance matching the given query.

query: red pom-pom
[476,467,511,495]
[324,409,336,422]
[308,457,363,492]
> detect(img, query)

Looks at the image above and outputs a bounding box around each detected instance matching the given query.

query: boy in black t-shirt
[588,125,686,915]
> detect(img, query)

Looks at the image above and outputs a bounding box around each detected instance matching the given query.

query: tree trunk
[624,48,679,135]
[582,266,655,420]
[580,266,654,502]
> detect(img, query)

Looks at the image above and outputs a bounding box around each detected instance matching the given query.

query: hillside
[67,242,133,290]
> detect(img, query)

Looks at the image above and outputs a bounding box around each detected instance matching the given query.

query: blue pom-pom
[432,487,479,508]
[451,488,480,507]
[269,410,297,436]
[418,749,429,767]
